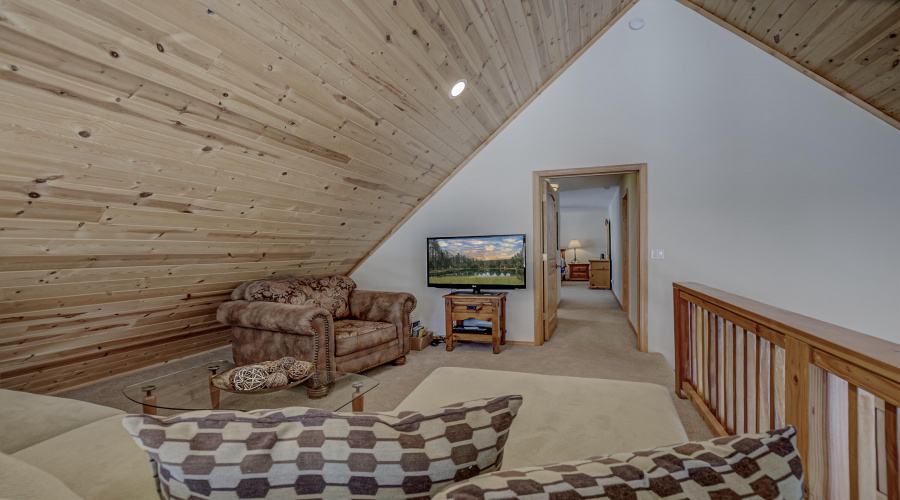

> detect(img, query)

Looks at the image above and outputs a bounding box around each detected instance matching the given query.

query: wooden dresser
[589,259,611,289]
[568,263,590,281]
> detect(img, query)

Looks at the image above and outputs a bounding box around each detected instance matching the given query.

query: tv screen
[427,234,526,290]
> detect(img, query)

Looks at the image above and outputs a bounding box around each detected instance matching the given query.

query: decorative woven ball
[286,363,308,381]
[277,356,297,369]
[265,370,289,388]
[265,363,280,374]
[232,365,267,391]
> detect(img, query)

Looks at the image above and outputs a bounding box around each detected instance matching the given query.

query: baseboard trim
[611,289,624,311]
[627,316,639,341]
[505,340,536,346]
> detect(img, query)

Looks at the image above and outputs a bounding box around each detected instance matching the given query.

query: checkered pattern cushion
[435,426,803,500]
[122,395,522,499]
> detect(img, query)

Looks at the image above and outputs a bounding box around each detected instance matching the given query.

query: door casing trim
[531,163,648,351]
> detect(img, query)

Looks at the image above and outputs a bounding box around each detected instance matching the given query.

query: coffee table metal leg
[141,385,157,415]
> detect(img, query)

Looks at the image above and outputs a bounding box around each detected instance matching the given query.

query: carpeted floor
[59,281,711,441]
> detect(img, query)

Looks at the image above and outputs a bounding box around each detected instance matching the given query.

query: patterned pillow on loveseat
[434,426,803,500]
[243,275,357,319]
[122,395,522,499]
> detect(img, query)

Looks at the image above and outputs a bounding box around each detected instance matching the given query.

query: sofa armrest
[348,291,417,354]
[218,300,336,371]
[217,300,332,336]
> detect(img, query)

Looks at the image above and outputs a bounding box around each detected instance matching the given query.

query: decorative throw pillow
[243,275,357,319]
[122,395,522,500]
[434,426,803,500]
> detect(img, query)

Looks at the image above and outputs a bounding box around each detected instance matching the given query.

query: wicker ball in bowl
[212,358,315,394]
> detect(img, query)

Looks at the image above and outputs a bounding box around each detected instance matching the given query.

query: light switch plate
[651,249,665,259]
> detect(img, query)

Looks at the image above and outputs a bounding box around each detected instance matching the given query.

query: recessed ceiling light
[449,79,467,99]
[629,18,645,30]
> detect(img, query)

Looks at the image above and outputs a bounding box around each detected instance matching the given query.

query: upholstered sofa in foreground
[0,369,803,499]
[217,275,416,374]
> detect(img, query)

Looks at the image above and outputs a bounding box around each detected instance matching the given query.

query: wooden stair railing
[674,283,900,500]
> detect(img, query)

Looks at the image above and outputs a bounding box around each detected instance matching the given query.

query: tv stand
[443,292,507,354]
[450,288,500,296]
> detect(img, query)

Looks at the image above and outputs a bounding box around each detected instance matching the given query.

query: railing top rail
[674,282,900,385]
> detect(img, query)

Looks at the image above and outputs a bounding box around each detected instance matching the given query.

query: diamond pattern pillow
[122,395,522,499]
[434,426,803,500]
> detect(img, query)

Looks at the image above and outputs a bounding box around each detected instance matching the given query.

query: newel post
[784,336,811,479]
[673,286,690,399]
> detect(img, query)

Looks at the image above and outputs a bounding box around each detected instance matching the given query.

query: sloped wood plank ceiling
[681,0,900,129]
[0,0,635,392]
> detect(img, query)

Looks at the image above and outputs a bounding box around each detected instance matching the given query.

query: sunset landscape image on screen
[427,236,525,286]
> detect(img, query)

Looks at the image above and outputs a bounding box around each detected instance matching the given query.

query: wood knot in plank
[78,130,91,138]
[109,50,119,58]
[202,146,213,151]
[27,192,40,198]
[156,43,164,52]
[139,192,153,197]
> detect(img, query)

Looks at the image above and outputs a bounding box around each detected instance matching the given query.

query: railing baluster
[755,335,761,433]
[770,341,776,429]
[887,403,898,500]
[827,373,850,499]
[703,309,710,402]
[740,327,747,434]
[858,389,877,500]
[850,384,859,500]
[809,365,828,500]
[711,313,718,416]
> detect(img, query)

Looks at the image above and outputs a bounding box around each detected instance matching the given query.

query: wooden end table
[444,292,507,354]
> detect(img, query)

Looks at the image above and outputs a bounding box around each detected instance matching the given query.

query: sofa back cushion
[122,395,523,500]
[434,426,804,500]
[242,275,356,319]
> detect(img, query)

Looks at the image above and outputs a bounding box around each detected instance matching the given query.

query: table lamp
[568,239,582,263]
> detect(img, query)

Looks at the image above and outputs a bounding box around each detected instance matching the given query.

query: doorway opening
[531,164,648,351]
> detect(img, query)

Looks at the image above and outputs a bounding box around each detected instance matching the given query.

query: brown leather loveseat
[216,275,416,374]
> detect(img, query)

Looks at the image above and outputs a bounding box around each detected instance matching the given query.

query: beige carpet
[59,282,711,440]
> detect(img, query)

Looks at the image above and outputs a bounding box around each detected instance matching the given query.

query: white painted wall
[607,173,639,329]
[559,204,608,265]
[353,0,900,364]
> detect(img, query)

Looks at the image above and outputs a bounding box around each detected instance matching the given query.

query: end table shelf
[443,293,507,354]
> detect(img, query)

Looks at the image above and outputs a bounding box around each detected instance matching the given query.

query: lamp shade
[567,239,582,249]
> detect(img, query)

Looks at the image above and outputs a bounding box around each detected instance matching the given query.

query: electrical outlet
[651,249,665,259]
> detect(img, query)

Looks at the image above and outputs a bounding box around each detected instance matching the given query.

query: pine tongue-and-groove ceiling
[681,0,900,130]
[0,0,634,393]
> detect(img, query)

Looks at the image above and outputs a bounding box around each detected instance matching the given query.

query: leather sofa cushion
[0,389,123,454]
[122,395,523,500]
[242,275,356,319]
[333,319,397,356]
[13,415,159,500]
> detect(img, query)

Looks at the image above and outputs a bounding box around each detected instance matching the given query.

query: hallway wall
[559,206,608,265]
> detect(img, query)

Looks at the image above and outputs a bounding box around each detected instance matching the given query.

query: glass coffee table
[122,360,378,414]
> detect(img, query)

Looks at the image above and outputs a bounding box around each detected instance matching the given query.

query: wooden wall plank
[0,0,628,393]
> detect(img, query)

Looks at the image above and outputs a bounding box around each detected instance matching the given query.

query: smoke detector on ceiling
[629,18,645,30]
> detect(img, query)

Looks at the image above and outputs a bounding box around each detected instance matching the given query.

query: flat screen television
[426,234,526,293]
